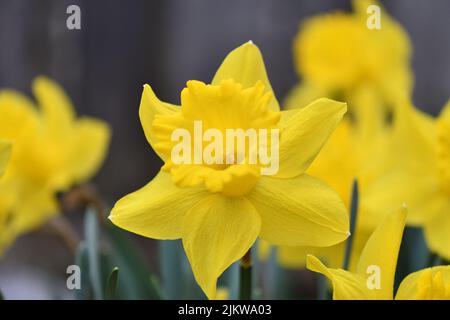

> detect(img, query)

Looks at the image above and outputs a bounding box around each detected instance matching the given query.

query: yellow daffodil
[0,140,11,177]
[363,100,450,260]
[0,77,111,252]
[307,206,450,299]
[396,267,450,300]
[272,0,408,273]
[286,0,412,121]
[109,42,350,299]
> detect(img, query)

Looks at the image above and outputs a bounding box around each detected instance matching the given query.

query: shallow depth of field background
[0,0,449,298]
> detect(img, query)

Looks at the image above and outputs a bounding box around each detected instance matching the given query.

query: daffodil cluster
[258,0,450,299]
[110,1,450,299]
[0,77,110,253]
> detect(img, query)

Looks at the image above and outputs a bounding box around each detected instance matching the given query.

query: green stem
[428,252,444,267]
[343,180,359,270]
[239,249,252,300]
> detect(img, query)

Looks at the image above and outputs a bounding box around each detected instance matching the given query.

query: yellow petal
[0,90,39,140]
[257,239,272,261]
[8,188,58,235]
[216,287,230,300]
[356,207,407,299]
[70,117,111,184]
[139,84,179,160]
[211,42,280,112]
[277,98,347,178]
[109,171,207,239]
[362,168,443,227]
[0,140,11,177]
[248,174,349,247]
[284,82,327,110]
[278,242,345,269]
[423,201,450,261]
[306,255,374,299]
[396,266,450,300]
[32,76,75,137]
[182,195,260,299]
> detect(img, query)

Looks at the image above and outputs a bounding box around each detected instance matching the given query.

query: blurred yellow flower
[215,287,229,300]
[286,0,412,120]
[307,206,450,299]
[0,140,11,177]
[262,94,392,270]
[110,42,350,299]
[363,100,450,260]
[271,0,407,273]
[396,267,450,300]
[0,77,111,252]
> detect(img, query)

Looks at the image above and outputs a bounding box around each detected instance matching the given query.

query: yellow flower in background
[286,0,412,120]
[262,93,392,271]
[110,42,350,299]
[216,287,230,300]
[0,140,12,177]
[271,0,407,273]
[363,100,450,260]
[0,77,111,252]
[258,239,345,270]
[396,267,450,300]
[307,206,450,300]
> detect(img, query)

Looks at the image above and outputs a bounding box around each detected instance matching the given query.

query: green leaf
[160,240,185,299]
[343,179,359,270]
[75,242,92,300]
[84,207,103,300]
[104,223,162,299]
[106,267,119,300]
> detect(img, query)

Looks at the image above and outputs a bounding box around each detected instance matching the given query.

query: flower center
[152,79,281,196]
[437,116,450,195]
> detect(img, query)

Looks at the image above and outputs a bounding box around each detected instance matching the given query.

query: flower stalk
[239,249,252,300]
[343,180,359,270]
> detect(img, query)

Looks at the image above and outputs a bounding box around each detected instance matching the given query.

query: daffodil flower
[110,42,349,299]
[273,0,409,273]
[307,206,450,299]
[0,77,110,252]
[285,0,412,123]
[363,100,450,260]
[0,140,11,177]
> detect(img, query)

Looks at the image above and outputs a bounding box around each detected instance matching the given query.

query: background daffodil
[261,99,392,271]
[285,0,412,126]
[363,100,450,260]
[0,140,11,178]
[110,42,350,299]
[307,206,450,299]
[0,77,111,253]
